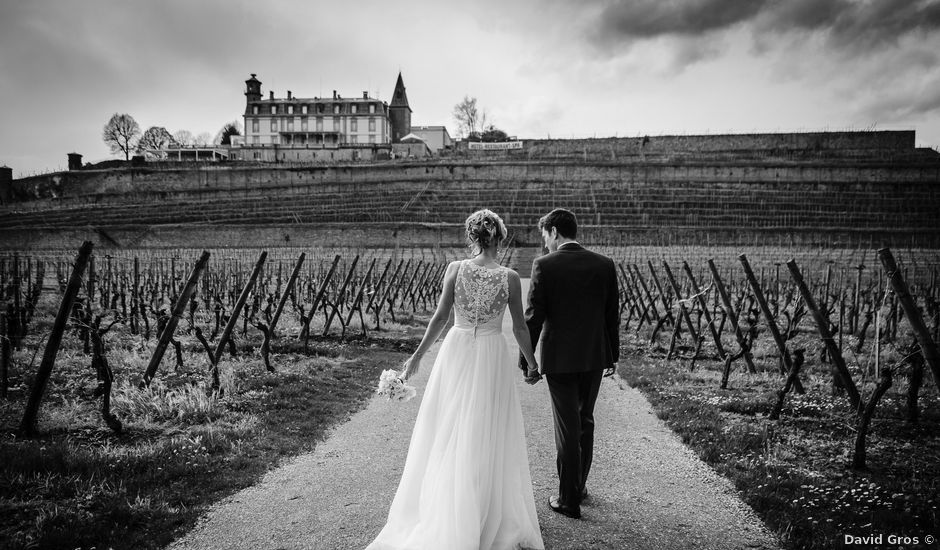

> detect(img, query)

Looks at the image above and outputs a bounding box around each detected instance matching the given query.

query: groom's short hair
[538,208,577,238]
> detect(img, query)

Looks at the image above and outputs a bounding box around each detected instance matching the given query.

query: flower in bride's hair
[376,368,416,402]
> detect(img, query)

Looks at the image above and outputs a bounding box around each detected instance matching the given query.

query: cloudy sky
[2,0,939,177]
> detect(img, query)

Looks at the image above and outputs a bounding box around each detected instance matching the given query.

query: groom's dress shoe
[548,496,581,519]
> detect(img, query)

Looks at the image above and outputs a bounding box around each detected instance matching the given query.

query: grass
[0,313,424,549]
[619,335,940,550]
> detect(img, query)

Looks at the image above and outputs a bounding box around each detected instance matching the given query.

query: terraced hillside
[2,132,938,249]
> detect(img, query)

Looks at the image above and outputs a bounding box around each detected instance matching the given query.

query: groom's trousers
[545,369,604,507]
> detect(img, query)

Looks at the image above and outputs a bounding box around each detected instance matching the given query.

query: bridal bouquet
[376,369,417,402]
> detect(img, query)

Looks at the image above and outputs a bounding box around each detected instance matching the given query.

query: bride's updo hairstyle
[465,209,507,255]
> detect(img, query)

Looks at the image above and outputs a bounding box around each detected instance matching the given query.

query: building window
[271,120,277,132]
[302,105,308,115]
[253,105,259,115]
[271,105,277,115]
[287,119,294,131]
[369,118,376,132]
[351,104,358,114]
[316,118,323,131]
[369,104,376,114]
[351,135,358,144]
[333,117,339,131]
[252,119,259,133]
[333,104,340,114]
[301,117,308,131]
[288,105,294,114]
[317,104,324,114]
[351,119,358,132]
[253,152,260,159]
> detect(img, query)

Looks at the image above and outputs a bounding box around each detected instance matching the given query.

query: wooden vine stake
[269,252,305,340]
[738,254,805,395]
[345,257,377,339]
[298,254,341,345]
[363,258,393,330]
[211,251,267,391]
[707,259,758,381]
[323,255,360,336]
[786,259,861,411]
[682,261,726,358]
[878,248,940,387]
[661,260,699,362]
[19,241,94,437]
[142,251,210,387]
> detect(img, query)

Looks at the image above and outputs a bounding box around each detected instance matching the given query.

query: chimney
[67,153,83,171]
[287,90,292,100]
[333,90,337,99]
[362,91,368,99]
[0,165,12,204]
[270,91,274,100]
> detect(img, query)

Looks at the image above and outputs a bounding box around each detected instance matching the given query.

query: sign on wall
[467,141,523,150]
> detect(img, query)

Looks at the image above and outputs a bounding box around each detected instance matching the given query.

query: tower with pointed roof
[388,72,412,143]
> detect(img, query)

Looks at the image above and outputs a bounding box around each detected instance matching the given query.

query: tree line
[102,114,243,161]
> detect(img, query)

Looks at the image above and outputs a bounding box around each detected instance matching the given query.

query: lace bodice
[453,259,509,329]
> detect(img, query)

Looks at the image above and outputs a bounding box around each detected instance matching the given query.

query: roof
[390,72,411,110]
[400,133,426,143]
[250,96,383,105]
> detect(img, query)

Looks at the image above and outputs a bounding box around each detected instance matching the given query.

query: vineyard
[1,241,939,549]
[0,244,459,549]
[601,244,939,549]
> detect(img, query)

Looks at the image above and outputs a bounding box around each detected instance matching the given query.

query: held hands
[524,364,542,385]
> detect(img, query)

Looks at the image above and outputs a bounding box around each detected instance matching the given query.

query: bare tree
[102,113,141,160]
[194,132,213,147]
[137,126,178,156]
[453,96,488,139]
[173,129,195,147]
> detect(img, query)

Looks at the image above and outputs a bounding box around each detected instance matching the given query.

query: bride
[366,209,545,550]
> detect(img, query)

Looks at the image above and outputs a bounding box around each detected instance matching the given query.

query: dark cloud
[759,0,940,51]
[595,0,770,40]
[589,0,940,52]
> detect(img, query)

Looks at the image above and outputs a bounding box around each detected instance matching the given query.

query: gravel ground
[169,282,781,550]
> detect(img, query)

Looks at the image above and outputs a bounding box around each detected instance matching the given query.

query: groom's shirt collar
[557,241,581,250]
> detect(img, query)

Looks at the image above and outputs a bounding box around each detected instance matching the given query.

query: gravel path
[169,281,781,550]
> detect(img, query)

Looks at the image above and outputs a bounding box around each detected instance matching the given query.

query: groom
[520,208,620,520]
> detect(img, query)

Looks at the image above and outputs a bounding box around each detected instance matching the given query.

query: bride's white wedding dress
[366,260,545,550]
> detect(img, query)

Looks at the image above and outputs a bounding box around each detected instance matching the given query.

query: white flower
[376,369,416,402]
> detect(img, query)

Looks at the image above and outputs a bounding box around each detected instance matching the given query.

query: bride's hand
[400,355,421,381]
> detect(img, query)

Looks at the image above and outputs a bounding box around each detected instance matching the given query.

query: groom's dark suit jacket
[524,243,620,374]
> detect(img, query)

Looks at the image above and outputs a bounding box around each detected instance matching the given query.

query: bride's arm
[507,270,539,377]
[400,261,459,380]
